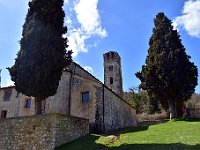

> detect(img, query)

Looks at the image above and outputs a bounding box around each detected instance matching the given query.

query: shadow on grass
[56,137,200,150]
[55,126,151,150]
[174,118,200,122]
[55,134,106,150]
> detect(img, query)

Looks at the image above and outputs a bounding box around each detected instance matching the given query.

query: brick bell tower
[103,51,123,97]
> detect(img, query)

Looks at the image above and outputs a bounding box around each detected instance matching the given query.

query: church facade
[0,51,137,133]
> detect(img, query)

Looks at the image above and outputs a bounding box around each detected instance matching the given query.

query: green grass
[55,119,200,150]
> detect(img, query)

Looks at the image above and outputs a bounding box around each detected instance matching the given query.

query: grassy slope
[55,120,200,150]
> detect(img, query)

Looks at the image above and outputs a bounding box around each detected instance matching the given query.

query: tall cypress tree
[136,12,198,118]
[7,0,72,113]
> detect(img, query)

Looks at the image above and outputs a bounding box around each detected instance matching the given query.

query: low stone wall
[0,114,89,150]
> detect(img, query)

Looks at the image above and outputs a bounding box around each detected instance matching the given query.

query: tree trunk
[168,99,177,120]
[176,101,184,118]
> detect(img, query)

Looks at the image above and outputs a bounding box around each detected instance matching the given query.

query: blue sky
[0,0,200,93]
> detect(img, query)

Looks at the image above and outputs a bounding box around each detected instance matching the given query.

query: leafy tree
[136,12,198,118]
[124,87,156,114]
[7,0,72,114]
[186,93,200,113]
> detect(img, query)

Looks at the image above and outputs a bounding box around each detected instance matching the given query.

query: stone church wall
[18,96,35,117]
[94,85,104,133]
[104,87,137,132]
[70,74,102,131]
[69,72,137,133]
[0,71,72,118]
[0,87,20,118]
[45,72,71,115]
[0,87,35,118]
[0,114,89,150]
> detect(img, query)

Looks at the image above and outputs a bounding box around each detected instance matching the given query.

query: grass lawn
[55,119,200,150]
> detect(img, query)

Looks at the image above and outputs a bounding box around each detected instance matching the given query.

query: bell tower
[103,51,123,97]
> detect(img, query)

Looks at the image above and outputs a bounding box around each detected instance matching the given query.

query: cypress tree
[7,0,72,113]
[136,12,198,118]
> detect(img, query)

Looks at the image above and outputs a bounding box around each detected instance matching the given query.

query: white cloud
[173,0,200,38]
[65,0,107,57]
[6,79,14,87]
[65,16,72,25]
[84,66,94,73]
[67,29,89,57]
[64,0,68,4]
[74,0,107,36]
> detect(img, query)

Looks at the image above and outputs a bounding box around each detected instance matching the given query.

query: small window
[109,65,113,71]
[3,89,12,101]
[82,92,89,102]
[1,110,7,119]
[25,98,31,108]
[110,77,113,85]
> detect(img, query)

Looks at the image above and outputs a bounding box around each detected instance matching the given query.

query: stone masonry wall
[70,75,101,128]
[69,73,137,133]
[0,87,20,118]
[19,96,35,117]
[0,114,89,150]
[104,87,137,132]
[0,71,71,118]
[45,72,71,115]
[0,87,35,118]
[94,85,104,133]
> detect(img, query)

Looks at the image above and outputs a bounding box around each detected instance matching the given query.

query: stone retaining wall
[0,114,89,150]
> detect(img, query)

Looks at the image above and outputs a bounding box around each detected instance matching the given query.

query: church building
[0,51,137,133]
